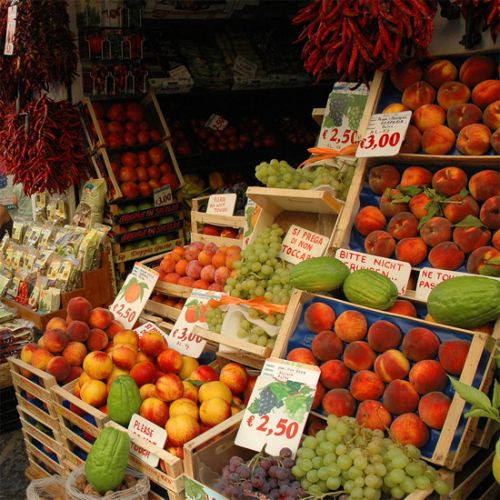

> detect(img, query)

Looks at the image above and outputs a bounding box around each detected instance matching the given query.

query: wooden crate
[59,425,91,469]
[473,416,500,449]
[272,290,498,471]
[144,298,182,321]
[0,361,11,388]
[16,389,59,428]
[110,200,183,226]
[26,459,51,480]
[24,433,66,476]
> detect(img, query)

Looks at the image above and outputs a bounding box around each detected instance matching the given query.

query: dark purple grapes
[283,457,295,469]
[280,447,293,458]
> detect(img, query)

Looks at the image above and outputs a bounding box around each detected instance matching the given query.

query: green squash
[343,269,398,310]
[107,375,142,426]
[289,257,350,292]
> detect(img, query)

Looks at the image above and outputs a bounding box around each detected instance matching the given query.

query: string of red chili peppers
[293,0,438,84]
[453,0,499,49]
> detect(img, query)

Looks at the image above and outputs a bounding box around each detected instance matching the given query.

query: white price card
[235,358,320,457]
[109,263,159,329]
[127,414,167,467]
[205,113,228,131]
[206,193,237,216]
[4,5,16,56]
[233,55,258,78]
[280,225,329,265]
[169,64,191,80]
[154,184,173,207]
[356,111,412,158]
[135,321,168,341]
[335,248,411,295]
[318,82,369,151]
[184,477,226,500]
[167,289,224,357]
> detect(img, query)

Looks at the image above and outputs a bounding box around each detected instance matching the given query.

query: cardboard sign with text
[207,193,237,216]
[134,321,168,341]
[280,225,329,265]
[154,184,173,207]
[127,414,167,467]
[205,114,228,131]
[184,477,226,500]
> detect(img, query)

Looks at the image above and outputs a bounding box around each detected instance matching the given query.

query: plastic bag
[73,179,107,228]
[26,475,67,500]
[65,466,150,500]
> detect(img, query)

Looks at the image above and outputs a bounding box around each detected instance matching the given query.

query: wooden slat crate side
[24,438,66,476]
[144,299,181,321]
[26,459,51,480]
[19,415,65,457]
[60,425,94,454]
[9,357,57,391]
[473,418,499,449]
[190,232,244,248]
[16,391,59,428]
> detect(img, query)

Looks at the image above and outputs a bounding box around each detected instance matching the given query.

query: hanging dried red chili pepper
[452,0,499,49]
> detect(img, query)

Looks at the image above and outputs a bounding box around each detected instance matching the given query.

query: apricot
[67,321,90,343]
[43,328,68,354]
[364,231,396,258]
[387,212,418,240]
[432,166,468,197]
[424,59,457,88]
[106,320,124,340]
[287,347,318,366]
[88,307,113,330]
[367,320,402,352]
[139,383,157,400]
[46,317,67,332]
[459,55,497,88]
[335,310,367,342]
[166,415,200,446]
[439,340,470,375]
[304,302,336,333]
[412,104,446,132]
[469,170,500,202]
[219,362,248,394]
[390,59,424,91]
[447,103,482,132]
[383,103,409,113]
[87,328,108,352]
[131,361,157,387]
[79,371,92,386]
[402,327,439,362]
[199,381,232,404]
[493,230,500,250]
[343,341,376,371]
[322,388,356,417]
[356,400,392,431]
[418,392,451,430]
[179,356,199,380]
[20,343,38,365]
[46,356,71,382]
[83,351,113,380]
[190,365,218,382]
[200,397,231,426]
[374,349,410,382]
[386,299,417,318]
[31,348,54,371]
[113,330,138,348]
[409,360,447,394]
[62,341,87,367]
[67,297,92,322]
[402,81,436,110]
[311,330,343,361]
[350,370,384,401]
[169,398,199,420]
[428,241,465,270]
[467,246,500,276]
[354,206,387,236]
[421,125,456,154]
[480,196,500,230]
[320,360,350,389]
[420,217,452,247]
[183,381,198,402]
[111,344,137,370]
[380,189,409,217]
[80,380,107,408]
[383,379,420,414]
[311,383,326,410]
[400,124,422,153]
[395,237,428,266]
[471,80,500,108]
[453,226,492,253]
[156,373,184,401]
[437,82,471,111]
[390,413,429,448]
[138,331,167,358]
[157,348,182,374]
[457,123,491,155]
[368,165,400,195]
[400,166,433,188]
[444,194,479,223]
[140,397,169,427]
[483,100,500,130]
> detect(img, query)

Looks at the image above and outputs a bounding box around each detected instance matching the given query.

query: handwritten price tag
[207,193,237,216]
[109,263,159,329]
[235,358,320,456]
[205,114,228,131]
[127,414,167,467]
[280,225,329,265]
[135,321,168,341]
[154,184,173,207]
[356,111,411,158]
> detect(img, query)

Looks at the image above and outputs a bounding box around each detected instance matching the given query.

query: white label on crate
[128,414,167,467]
[233,55,258,78]
[4,5,16,56]
[335,248,411,295]
[279,225,329,265]
[169,64,191,80]
[167,289,224,357]
[109,263,159,329]
[154,184,173,207]
[356,111,412,158]
[243,199,258,248]
[235,358,320,457]
[206,193,237,216]
[415,267,500,302]
[318,82,369,151]
[134,321,168,341]
[184,477,226,500]
[205,114,228,131]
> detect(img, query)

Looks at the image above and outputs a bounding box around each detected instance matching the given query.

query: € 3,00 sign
[109,263,159,329]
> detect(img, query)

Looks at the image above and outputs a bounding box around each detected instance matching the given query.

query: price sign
[154,184,173,207]
[128,414,167,467]
[205,114,228,131]
[184,477,226,500]
[207,193,237,216]
[335,248,411,295]
[235,358,320,456]
[4,5,16,56]
[318,82,369,151]
[279,225,329,265]
[233,55,258,78]
[356,111,412,158]
[109,263,159,329]
[167,289,224,357]
[135,321,168,341]
[169,64,191,80]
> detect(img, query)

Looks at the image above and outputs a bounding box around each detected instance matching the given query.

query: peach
[383,103,410,113]
[493,229,500,250]
[200,265,215,282]
[420,217,453,247]
[424,59,457,88]
[483,100,500,130]
[107,367,129,391]
[374,349,410,382]
[37,336,47,349]
[185,260,202,280]
[471,80,500,108]
[320,360,350,389]
[79,371,92,386]
[65,366,83,383]
[334,310,367,342]
[183,381,198,402]
[140,397,169,427]
[350,370,385,401]
[67,297,92,322]
[31,348,54,371]
[457,123,491,155]
[136,351,152,364]
[418,392,451,430]
[380,189,409,217]
[409,192,432,220]
[439,340,470,375]
[343,341,376,371]
[402,81,436,110]
[409,360,447,394]
[86,328,108,351]
[402,327,439,361]
[354,206,387,236]
[447,103,482,132]
[20,343,38,365]
[367,320,402,352]
[368,165,400,195]
[421,125,456,154]
[304,302,336,333]
[198,250,214,267]
[311,331,343,361]
[383,380,420,414]
[83,351,113,380]
[190,365,218,382]
[80,380,107,408]
[131,361,157,387]
[491,128,500,153]
[400,124,422,153]
[156,373,184,401]
[467,246,500,275]
[453,226,492,253]
[106,320,124,340]
[199,381,232,404]
[437,81,471,110]
[46,317,67,332]
[62,341,87,367]
[43,329,68,353]
[165,415,200,446]
[139,383,157,400]
[356,400,392,431]
[46,356,71,382]
[390,59,424,91]
[138,331,167,358]
[480,196,500,230]
[88,307,113,330]
[387,299,417,317]
[157,348,182,374]
[219,363,248,394]
[395,237,428,266]
[113,330,138,348]
[432,166,468,197]
[412,104,446,131]
[469,170,500,202]
[200,397,231,426]
[214,266,231,285]
[459,55,497,87]
[111,344,137,370]
[322,388,356,417]
[179,356,199,380]
[387,212,418,240]
[364,230,396,258]
[311,383,326,410]
[444,194,479,223]
[73,382,81,398]
[66,321,90,342]
[390,413,429,448]
[428,241,465,270]
[400,166,433,188]
[170,398,199,419]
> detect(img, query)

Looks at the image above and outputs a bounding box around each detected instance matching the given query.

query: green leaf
[449,377,493,411]
[453,215,485,228]
[286,380,302,393]
[458,187,469,198]
[399,186,423,197]
[493,380,500,410]
[186,299,199,307]
[195,306,201,321]
[465,408,496,419]
[268,382,291,401]
[248,398,260,414]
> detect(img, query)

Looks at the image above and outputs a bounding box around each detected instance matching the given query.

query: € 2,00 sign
[109,263,159,330]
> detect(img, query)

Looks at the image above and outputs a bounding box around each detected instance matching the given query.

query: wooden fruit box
[144,298,182,322]
[25,459,51,480]
[110,200,183,226]
[472,415,499,449]
[272,290,498,471]
[59,425,92,470]
[23,432,66,476]
[16,389,59,429]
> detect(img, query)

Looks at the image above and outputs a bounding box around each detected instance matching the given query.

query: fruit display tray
[23,431,66,476]
[272,290,498,471]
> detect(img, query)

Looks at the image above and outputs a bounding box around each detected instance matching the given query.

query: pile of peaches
[387,55,499,155]
[354,165,499,273]
[158,242,241,291]
[287,301,471,449]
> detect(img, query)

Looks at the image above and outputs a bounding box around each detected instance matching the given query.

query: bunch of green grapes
[205,307,225,333]
[292,415,450,500]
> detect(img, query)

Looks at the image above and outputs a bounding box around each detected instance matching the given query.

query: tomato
[120,181,139,200]
[158,162,173,175]
[119,166,137,183]
[137,151,149,167]
[121,152,138,168]
[176,142,192,156]
[107,133,123,149]
[138,181,153,197]
[137,130,150,145]
[110,162,120,177]
[150,129,162,142]
[106,104,125,122]
[148,179,161,190]
[93,102,105,119]
[124,132,137,147]
[87,34,103,56]
[136,166,149,182]
[125,102,145,123]
[148,146,165,165]
[107,121,124,134]
[160,173,179,189]
[125,121,138,134]
[97,120,108,138]
[147,166,161,180]
[138,121,150,131]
